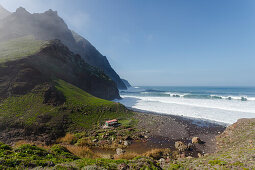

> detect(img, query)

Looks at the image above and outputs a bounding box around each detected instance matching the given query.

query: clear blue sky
[1,0,255,86]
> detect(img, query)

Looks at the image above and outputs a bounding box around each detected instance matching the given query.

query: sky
[1,0,255,86]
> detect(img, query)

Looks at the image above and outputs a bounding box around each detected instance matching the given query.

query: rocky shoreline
[128,110,226,156]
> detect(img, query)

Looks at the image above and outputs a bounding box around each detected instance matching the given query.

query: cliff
[0,37,119,100]
[121,78,132,87]
[0,6,127,89]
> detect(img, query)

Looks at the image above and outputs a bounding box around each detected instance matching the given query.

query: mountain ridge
[0,6,127,89]
[0,36,120,100]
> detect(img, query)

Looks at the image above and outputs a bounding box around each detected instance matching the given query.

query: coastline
[127,107,226,155]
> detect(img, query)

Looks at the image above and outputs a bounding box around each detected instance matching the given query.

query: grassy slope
[0,143,78,169]
[55,79,131,129]
[0,79,131,131]
[0,36,130,132]
[0,142,160,169]
[0,36,46,63]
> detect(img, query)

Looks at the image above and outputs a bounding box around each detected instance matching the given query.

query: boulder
[116,148,125,155]
[124,140,131,146]
[192,137,202,144]
[187,143,194,150]
[175,141,187,151]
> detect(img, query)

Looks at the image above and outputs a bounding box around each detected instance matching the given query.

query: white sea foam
[117,94,255,124]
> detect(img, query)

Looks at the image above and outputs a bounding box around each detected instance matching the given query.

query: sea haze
[116,86,255,124]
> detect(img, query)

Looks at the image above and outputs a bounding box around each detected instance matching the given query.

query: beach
[126,110,226,156]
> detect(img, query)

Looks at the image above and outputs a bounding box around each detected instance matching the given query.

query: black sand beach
[127,109,226,156]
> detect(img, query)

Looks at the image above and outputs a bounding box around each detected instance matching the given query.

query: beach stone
[117,163,129,170]
[180,153,186,158]
[92,139,98,142]
[187,143,194,150]
[158,158,166,166]
[175,141,187,151]
[192,137,202,144]
[124,140,131,146]
[116,148,125,155]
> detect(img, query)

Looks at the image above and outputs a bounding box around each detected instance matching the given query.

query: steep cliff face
[0,6,127,89]
[121,78,132,88]
[0,38,120,100]
[72,31,127,90]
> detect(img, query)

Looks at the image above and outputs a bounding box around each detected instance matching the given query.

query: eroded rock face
[0,60,48,100]
[43,85,66,106]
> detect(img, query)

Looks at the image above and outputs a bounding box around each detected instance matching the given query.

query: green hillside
[0,36,46,63]
[0,79,131,143]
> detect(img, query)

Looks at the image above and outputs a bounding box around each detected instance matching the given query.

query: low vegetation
[0,35,46,63]
[0,142,78,169]
[0,79,133,144]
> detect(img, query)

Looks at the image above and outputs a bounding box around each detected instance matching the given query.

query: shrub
[50,144,79,160]
[208,159,227,166]
[114,152,139,160]
[65,145,97,158]
[56,133,77,144]
[143,148,171,160]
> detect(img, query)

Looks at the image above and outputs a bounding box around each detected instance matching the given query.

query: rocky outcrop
[121,79,132,88]
[0,6,127,90]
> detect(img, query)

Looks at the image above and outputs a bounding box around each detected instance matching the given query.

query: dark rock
[121,79,131,88]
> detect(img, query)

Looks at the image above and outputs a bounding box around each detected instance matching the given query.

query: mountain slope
[0,79,129,144]
[72,31,127,90]
[0,36,119,100]
[0,6,127,89]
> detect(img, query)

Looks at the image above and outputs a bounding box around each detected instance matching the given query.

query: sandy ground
[127,110,226,155]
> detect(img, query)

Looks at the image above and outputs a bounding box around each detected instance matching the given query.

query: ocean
[115,86,255,124]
